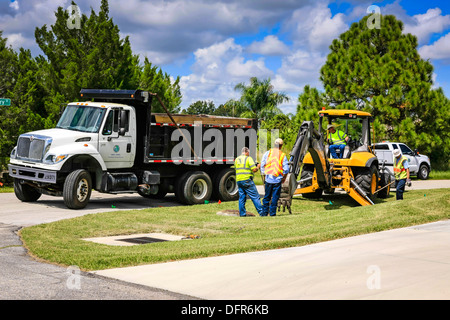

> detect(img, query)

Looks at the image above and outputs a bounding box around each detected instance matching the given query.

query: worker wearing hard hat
[235,147,263,216]
[327,124,349,159]
[260,138,289,216]
[393,148,411,200]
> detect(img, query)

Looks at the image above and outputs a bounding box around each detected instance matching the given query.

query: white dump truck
[8,89,257,209]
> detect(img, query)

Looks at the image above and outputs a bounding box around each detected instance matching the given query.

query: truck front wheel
[63,169,92,209]
[417,164,429,180]
[14,179,41,202]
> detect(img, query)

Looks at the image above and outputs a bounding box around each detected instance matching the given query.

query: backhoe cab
[280,109,391,211]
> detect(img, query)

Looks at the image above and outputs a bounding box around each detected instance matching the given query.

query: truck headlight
[44,154,68,164]
[10,146,17,159]
[54,154,68,163]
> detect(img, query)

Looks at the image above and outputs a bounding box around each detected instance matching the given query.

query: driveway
[0,191,193,300]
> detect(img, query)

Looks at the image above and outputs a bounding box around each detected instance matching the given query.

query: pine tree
[35,0,141,103]
[182,100,216,115]
[138,58,182,113]
[320,14,449,169]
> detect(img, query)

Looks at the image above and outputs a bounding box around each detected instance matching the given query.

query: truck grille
[17,135,48,161]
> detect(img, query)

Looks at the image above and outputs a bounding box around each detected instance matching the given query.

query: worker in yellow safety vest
[393,148,410,200]
[234,147,263,217]
[327,124,349,159]
[260,138,289,216]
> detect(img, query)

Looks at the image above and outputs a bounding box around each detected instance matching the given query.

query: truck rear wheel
[176,171,212,205]
[14,179,41,202]
[63,169,92,209]
[212,168,238,202]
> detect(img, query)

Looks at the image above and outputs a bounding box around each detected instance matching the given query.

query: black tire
[63,169,92,209]
[354,165,379,201]
[14,179,41,202]
[377,171,391,199]
[300,165,322,199]
[417,164,430,180]
[212,168,238,202]
[175,171,212,205]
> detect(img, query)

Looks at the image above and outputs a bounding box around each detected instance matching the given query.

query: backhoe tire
[63,169,92,209]
[377,171,391,199]
[300,165,322,199]
[354,165,379,201]
[14,179,41,202]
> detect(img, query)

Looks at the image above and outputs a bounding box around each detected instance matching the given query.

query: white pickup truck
[372,142,431,180]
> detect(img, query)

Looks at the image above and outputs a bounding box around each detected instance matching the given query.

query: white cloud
[4,32,35,49]
[179,38,273,108]
[9,0,20,11]
[0,0,68,54]
[403,8,450,44]
[276,49,326,92]
[109,0,311,65]
[285,2,348,52]
[247,35,290,56]
[419,32,450,62]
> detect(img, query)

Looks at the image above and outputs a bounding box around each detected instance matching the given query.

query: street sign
[0,98,11,106]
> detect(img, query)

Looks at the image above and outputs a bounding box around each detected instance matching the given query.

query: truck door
[399,143,418,174]
[99,108,135,168]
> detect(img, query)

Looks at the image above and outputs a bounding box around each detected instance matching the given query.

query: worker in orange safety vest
[260,138,289,216]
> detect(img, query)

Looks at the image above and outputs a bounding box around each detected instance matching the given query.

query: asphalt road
[0,191,194,300]
[1,180,449,300]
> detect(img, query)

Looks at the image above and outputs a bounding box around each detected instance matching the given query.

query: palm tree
[234,77,289,128]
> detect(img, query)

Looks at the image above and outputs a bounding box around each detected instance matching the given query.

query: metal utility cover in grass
[83,233,187,246]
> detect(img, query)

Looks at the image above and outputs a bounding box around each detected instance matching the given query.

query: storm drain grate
[117,237,168,244]
[82,233,188,246]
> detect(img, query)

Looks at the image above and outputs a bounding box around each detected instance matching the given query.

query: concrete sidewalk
[93,219,450,300]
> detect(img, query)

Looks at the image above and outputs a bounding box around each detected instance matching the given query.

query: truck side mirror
[414,149,419,156]
[119,110,129,135]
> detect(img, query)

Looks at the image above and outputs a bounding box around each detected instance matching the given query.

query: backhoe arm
[277,121,330,213]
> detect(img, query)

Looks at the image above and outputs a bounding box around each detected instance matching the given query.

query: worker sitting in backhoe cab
[327,124,349,159]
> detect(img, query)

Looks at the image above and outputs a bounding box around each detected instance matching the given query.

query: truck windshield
[56,105,106,133]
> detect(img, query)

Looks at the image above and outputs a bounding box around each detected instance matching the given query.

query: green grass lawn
[428,170,450,180]
[20,188,450,271]
[0,186,14,193]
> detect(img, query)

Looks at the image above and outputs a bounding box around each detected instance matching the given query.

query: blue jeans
[329,144,345,159]
[237,179,263,216]
[395,179,406,200]
[262,182,282,216]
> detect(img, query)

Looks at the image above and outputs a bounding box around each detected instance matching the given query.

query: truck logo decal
[113,145,120,152]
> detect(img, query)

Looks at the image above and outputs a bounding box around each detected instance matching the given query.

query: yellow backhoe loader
[279,109,391,212]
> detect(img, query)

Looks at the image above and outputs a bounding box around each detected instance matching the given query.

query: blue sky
[2,0,450,114]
